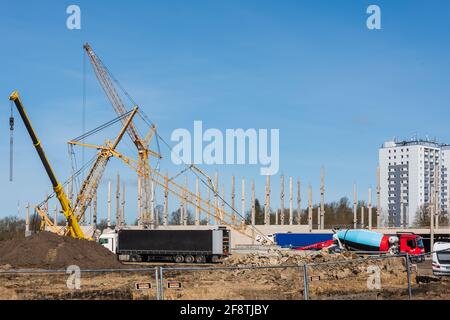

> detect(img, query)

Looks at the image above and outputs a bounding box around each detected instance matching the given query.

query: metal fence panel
[305,255,410,300]
[160,266,305,300]
[0,269,158,300]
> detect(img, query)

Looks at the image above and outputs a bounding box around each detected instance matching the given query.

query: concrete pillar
[107,180,111,228]
[207,186,211,226]
[231,175,236,223]
[360,206,364,228]
[137,176,142,226]
[251,179,256,226]
[317,207,321,229]
[93,192,97,229]
[320,168,325,229]
[214,173,219,225]
[54,204,58,226]
[241,178,245,225]
[265,175,270,225]
[195,177,200,226]
[121,183,125,226]
[308,185,313,232]
[163,172,169,226]
[221,185,225,224]
[368,187,372,230]
[353,183,357,229]
[25,202,30,237]
[289,177,293,225]
[280,175,285,225]
[116,173,120,228]
[297,178,301,224]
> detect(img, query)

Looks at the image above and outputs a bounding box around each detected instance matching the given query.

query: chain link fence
[0,268,159,300]
[3,253,445,300]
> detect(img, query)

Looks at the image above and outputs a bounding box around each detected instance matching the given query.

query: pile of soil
[223,248,358,267]
[0,232,124,270]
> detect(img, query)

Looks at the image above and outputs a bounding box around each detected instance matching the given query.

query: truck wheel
[195,255,206,263]
[174,255,184,263]
[184,255,195,264]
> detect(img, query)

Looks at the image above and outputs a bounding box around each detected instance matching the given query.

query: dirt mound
[0,232,124,270]
[223,249,358,266]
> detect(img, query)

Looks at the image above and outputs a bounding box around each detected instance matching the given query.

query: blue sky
[1,0,450,222]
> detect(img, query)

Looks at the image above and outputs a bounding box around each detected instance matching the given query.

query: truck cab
[397,233,425,262]
[99,230,118,254]
[432,242,450,276]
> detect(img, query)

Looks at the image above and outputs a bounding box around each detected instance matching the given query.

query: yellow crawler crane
[9,91,86,239]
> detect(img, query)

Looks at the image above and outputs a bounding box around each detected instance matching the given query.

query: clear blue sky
[1,0,450,222]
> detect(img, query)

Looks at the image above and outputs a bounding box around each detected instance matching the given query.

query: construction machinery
[9,91,86,239]
[83,43,269,243]
[84,43,161,228]
[9,90,139,239]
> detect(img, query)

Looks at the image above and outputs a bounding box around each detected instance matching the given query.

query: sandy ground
[2,257,448,300]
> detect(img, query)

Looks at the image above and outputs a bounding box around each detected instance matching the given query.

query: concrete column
[289,177,293,225]
[241,178,245,225]
[231,175,236,223]
[214,173,219,225]
[360,206,364,228]
[107,180,111,228]
[308,185,313,232]
[368,187,372,230]
[150,179,156,228]
[25,202,30,236]
[116,173,120,228]
[221,185,225,224]
[93,192,97,229]
[297,178,301,224]
[163,172,169,226]
[320,167,325,229]
[195,177,200,226]
[317,207,320,229]
[251,179,256,226]
[137,176,142,226]
[121,183,125,227]
[207,186,211,226]
[353,183,357,229]
[54,204,58,226]
[280,175,285,225]
[265,175,270,225]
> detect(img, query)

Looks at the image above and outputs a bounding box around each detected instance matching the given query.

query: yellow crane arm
[9,91,86,239]
[71,107,138,222]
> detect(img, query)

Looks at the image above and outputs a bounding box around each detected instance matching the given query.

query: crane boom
[83,43,144,151]
[9,91,86,239]
[83,43,152,227]
[70,107,138,222]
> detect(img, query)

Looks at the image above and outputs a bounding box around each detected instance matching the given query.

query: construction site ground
[0,232,449,300]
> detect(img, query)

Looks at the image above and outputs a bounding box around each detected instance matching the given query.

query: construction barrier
[0,268,159,300]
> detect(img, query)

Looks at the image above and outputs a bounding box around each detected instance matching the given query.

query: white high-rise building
[379,139,450,227]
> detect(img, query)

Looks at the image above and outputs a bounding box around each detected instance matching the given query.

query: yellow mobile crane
[9,91,86,239]
[9,91,138,239]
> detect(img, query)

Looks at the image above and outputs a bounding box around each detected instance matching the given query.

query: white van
[432,242,450,276]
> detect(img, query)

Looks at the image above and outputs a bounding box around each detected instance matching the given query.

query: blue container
[274,233,333,248]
